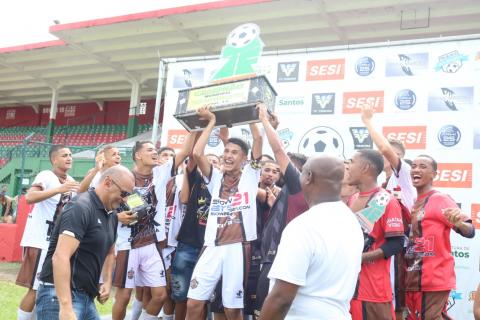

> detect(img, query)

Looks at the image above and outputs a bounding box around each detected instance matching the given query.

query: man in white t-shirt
[260,154,363,320]
[15,145,79,320]
[78,145,122,192]
[186,106,263,320]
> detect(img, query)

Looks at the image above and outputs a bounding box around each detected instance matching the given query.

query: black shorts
[254,262,272,316]
[244,261,261,315]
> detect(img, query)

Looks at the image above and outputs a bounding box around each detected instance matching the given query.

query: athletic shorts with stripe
[113,243,166,289]
[350,299,395,320]
[15,247,47,290]
[187,242,251,309]
[405,291,452,320]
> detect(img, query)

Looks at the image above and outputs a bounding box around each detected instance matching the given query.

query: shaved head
[300,154,345,207]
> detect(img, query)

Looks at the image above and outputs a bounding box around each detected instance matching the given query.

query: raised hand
[360,103,375,124]
[256,102,269,122]
[58,181,80,194]
[197,105,215,121]
[443,207,464,227]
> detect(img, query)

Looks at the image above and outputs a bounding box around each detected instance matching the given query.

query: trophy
[174,23,277,132]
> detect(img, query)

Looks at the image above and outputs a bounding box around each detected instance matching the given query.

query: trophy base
[174,103,259,132]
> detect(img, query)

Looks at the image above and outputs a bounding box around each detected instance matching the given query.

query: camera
[118,193,151,225]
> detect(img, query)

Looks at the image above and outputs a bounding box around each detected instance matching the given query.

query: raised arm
[257,103,290,174]
[361,104,400,171]
[192,106,216,179]
[174,132,198,171]
[78,151,104,193]
[249,121,263,161]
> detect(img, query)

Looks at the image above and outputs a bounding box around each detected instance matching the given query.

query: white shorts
[187,242,249,309]
[113,243,166,288]
[162,246,175,271]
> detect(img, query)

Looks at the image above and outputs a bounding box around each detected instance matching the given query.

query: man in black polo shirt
[36,165,135,320]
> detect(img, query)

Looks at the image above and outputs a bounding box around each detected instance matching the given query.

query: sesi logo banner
[382,126,426,149]
[471,204,480,229]
[343,91,384,114]
[167,129,189,149]
[306,59,345,81]
[433,163,472,188]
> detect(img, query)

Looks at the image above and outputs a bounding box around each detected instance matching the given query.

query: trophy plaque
[174,75,277,132]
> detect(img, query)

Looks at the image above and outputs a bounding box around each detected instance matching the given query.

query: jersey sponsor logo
[342,91,384,113]
[209,192,251,217]
[355,56,375,76]
[438,125,461,147]
[382,126,426,149]
[433,163,472,188]
[406,235,435,257]
[394,89,417,110]
[306,59,345,81]
[190,278,198,289]
[277,61,299,82]
[386,217,403,229]
[311,93,335,114]
[349,127,372,149]
[471,204,480,229]
[434,50,468,73]
[167,129,189,149]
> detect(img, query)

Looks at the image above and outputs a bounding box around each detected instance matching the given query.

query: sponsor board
[471,204,480,229]
[311,93,335,114]
[428,87,474,111]
[166,129,189,149]
[343,91,384,114]
[434,50,468,73]
[382,126,426,149]
[173,68,204,88]
[433,163,472,188]
[437,125,461,147]
[475,127,480,149]
[275,96,306,114]
[349,127,373,149]
[277,61,299,82]
[394,89,417,110]
[298,126,345,158]
[385,53,429,76]
[306,59,345,81]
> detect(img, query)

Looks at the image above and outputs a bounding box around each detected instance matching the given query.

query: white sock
[17,308,33,320]
[140,311,159,320]
[130,298,143,320]
[162,315,174,320]
[31,307,36,320]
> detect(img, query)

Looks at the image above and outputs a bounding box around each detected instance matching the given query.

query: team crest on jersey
[127,268,135,279]
[190,278,199,289]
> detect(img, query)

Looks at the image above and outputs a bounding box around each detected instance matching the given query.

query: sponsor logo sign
[277,61,299,82]
[428,87,474,111]
[173,68,204,88]
[385,53,429,76]
[275,96,305,113]
[355,57,375,76]
[343,91,384,114]
[306,59,345,81]
[475,127,480,149]
[433,163,472,188]
[382,126,426,149]
[349,127,373,149]
[471,204,480,229]
[438,125,461,147]
[394,89,417,110]
[434,50,468,73]
[278,128,294,148]
[208,128,222,147]
[298,126,345,158]
[311,93,335,114]
[166,129,189,149]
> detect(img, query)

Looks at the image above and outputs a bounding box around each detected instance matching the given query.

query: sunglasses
[110,178,131,198]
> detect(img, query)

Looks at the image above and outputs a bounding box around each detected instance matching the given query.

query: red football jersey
[405,190,464,292]
[351,188,405,302]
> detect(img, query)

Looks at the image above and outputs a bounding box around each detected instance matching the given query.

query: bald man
[36,165,134,320]
[260,155,363,320]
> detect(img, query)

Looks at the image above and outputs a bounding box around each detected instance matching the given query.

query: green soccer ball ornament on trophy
[174,23,276,131]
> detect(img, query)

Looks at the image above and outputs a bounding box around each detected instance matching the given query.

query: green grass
[0,280,115,319]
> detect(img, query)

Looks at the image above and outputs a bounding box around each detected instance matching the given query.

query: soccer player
[77,145,121,192]
[260,155,364,319]
[186,106,262,320]
[346,149,404,320]
[405,155,474,319]
[16,145,79,320]
[254,103,309,317]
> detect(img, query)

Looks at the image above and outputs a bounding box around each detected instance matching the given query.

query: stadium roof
[0,0,479,108]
